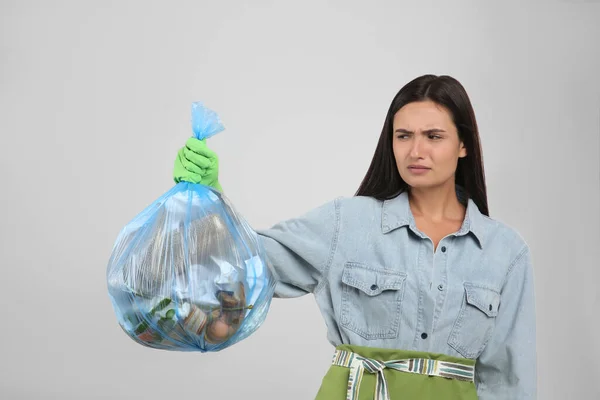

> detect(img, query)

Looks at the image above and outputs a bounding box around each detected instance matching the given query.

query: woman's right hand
[173,138,222,192]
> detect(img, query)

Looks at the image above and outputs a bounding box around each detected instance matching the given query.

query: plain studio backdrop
[1,1,599,399]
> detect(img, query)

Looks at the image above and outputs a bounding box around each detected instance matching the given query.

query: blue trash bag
[106,102,276,352]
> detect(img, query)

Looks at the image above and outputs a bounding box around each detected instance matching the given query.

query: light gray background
[1,1,599,399]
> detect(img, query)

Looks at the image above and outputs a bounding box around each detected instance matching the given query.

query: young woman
[173,74,537,399]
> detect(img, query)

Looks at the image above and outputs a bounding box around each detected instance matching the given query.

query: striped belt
[332,349,475,400]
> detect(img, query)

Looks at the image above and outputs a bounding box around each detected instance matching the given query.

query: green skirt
[314,344,478,400]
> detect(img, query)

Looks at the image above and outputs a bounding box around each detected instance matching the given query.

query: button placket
[429,238,451,348]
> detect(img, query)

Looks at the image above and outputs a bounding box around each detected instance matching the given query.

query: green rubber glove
[173,137,223,192]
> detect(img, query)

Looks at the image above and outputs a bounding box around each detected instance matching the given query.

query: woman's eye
[429,135,442,140]
[397,134,409,139]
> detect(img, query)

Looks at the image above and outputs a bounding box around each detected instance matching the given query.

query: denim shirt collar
[381,185,485,248]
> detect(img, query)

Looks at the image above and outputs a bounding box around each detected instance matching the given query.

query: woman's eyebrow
[394,128,446,134]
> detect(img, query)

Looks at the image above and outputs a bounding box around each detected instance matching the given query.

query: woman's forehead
[393,101,455,129]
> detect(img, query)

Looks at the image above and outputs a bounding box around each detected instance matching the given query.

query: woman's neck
[408,183,465,223]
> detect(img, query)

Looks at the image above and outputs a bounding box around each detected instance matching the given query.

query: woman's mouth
[407,165,431,174]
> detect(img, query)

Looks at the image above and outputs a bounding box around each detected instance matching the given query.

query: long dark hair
[355,74,489,216]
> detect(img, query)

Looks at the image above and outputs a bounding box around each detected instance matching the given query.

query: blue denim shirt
[257,189,537,399]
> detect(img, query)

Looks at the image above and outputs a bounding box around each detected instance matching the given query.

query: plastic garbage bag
[106,102,276,352]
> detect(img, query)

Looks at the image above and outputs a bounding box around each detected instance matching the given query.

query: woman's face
[392,100,467,190]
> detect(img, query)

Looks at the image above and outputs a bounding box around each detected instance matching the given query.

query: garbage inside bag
[106,102,276,352]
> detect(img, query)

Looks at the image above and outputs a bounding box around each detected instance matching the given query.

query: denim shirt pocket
[448,282,501,359]
[340,262,407,340]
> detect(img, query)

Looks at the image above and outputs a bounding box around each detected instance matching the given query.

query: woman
[173,74,537,399]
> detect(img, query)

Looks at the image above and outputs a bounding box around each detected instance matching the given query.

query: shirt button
[370,284,379,291]
[441,246,447,253]
[489,304,493,311]
[421,332,428,339]
[437,284,444,291]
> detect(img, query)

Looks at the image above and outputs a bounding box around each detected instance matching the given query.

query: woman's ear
[459,142,467,158]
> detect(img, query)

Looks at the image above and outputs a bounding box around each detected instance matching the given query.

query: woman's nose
[409,137,425,158]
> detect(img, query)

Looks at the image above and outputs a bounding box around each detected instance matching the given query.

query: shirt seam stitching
[502,244,529,287]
